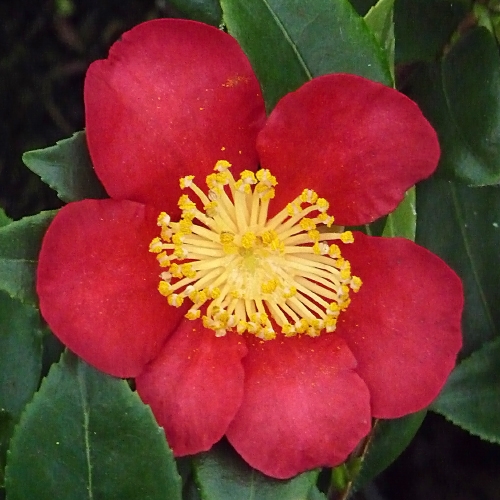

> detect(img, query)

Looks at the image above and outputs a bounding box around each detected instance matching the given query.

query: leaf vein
[259,0,313,80]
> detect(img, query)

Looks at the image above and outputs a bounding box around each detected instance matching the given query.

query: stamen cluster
[150,161,362,340]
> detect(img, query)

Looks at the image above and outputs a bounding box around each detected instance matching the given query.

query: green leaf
[0,211,11,229]
[394,0,470,64]
[416,178,500,356]
[0,292,43,418]
[5,351,182,500]
[221,0,392,111]
[22,131,107,203]
[307,487,327,500]
[1,294,40,490]
[353,412,426,489]
[168,0,222,25]
[410,27,500,186]
[193,442,318,500]
[0,411,15,487]
[431,336,500,443]
[382,187,416,240]
[0,211,57,306]
[364,0,395,80]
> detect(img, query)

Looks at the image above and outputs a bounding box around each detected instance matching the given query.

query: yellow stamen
[150,162,361,339]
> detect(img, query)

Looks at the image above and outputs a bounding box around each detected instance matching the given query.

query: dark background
[1,1,499,499]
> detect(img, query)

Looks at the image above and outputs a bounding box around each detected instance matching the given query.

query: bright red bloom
[37,19,463,479]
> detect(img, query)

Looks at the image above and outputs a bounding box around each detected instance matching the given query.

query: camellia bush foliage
[1,0,499,499]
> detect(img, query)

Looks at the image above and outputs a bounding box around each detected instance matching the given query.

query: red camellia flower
[37,19,463,479]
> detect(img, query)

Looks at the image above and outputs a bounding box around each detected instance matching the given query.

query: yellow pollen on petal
[150,161,362,339]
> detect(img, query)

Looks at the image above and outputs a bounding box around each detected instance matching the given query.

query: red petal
[226,335,371,479]
[257,74,440,225]
[37,199,186,378]
[136,320,247,456]
[85,19,266,213]
[337,232,463,418]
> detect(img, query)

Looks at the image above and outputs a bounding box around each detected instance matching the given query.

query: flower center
[150,160,361,340]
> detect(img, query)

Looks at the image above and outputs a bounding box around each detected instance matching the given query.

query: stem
[327,419,380,500]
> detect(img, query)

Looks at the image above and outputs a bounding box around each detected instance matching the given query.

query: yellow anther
[300,218,316,231]
[179,175,195,189]
[325,316,337,332]
[300,189,318,204]
[282,323,296,336]
[237,320,248,334]
[215,171,230,185]
[157,212,170,226]
[160,226,172,242]
[316,198,329,212]
[350,276,363,292]
[283,286,297,298]
[181,263,197,278]
[204,201,218,217]
[149,237,163,254]
[185,309,201,320]
[157,251,171,268]
[206,173,218,190]
[158,281,173,297]
[328,302,340,315]
[214,159,231,171]
[340,231,354,244]
[168,294,184,307]
[189,289,208,304]
[240,170,257,184]
[261,279,278,294]
[308,229,320,241]
[179,219,193,234]
[169,263,183,278]
[234,179,251,193]
[172,233,184,245]
[270,238,285,252]
[295,319,309,334]
[329,244,341,258]
[261,230,278,245]
[318,213,335,227]
[210,287,221,299]
[178,194,196,211]
[220,232,235,244]
[241,231,256,249]
[340,268,351,281]
[256,169,277,186]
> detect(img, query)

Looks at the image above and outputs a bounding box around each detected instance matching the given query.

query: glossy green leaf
[221,0,392,111]
[168,0,222,25]
[0,291,42,488]
[431,336,500,443]
[382,188,416,240]
[0,291,43,418]
[0,211,11,229]
[364,0,395,79]
[0,411,14,487]
[193,442,318,500]
[0,211,57,306]
[394,0,470,63]
[416,178,500,356]
[307,486,327,500]
[5,351,182,500]
[410,28,500,186]
[22,131,107,203]
[353,412,426,489]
